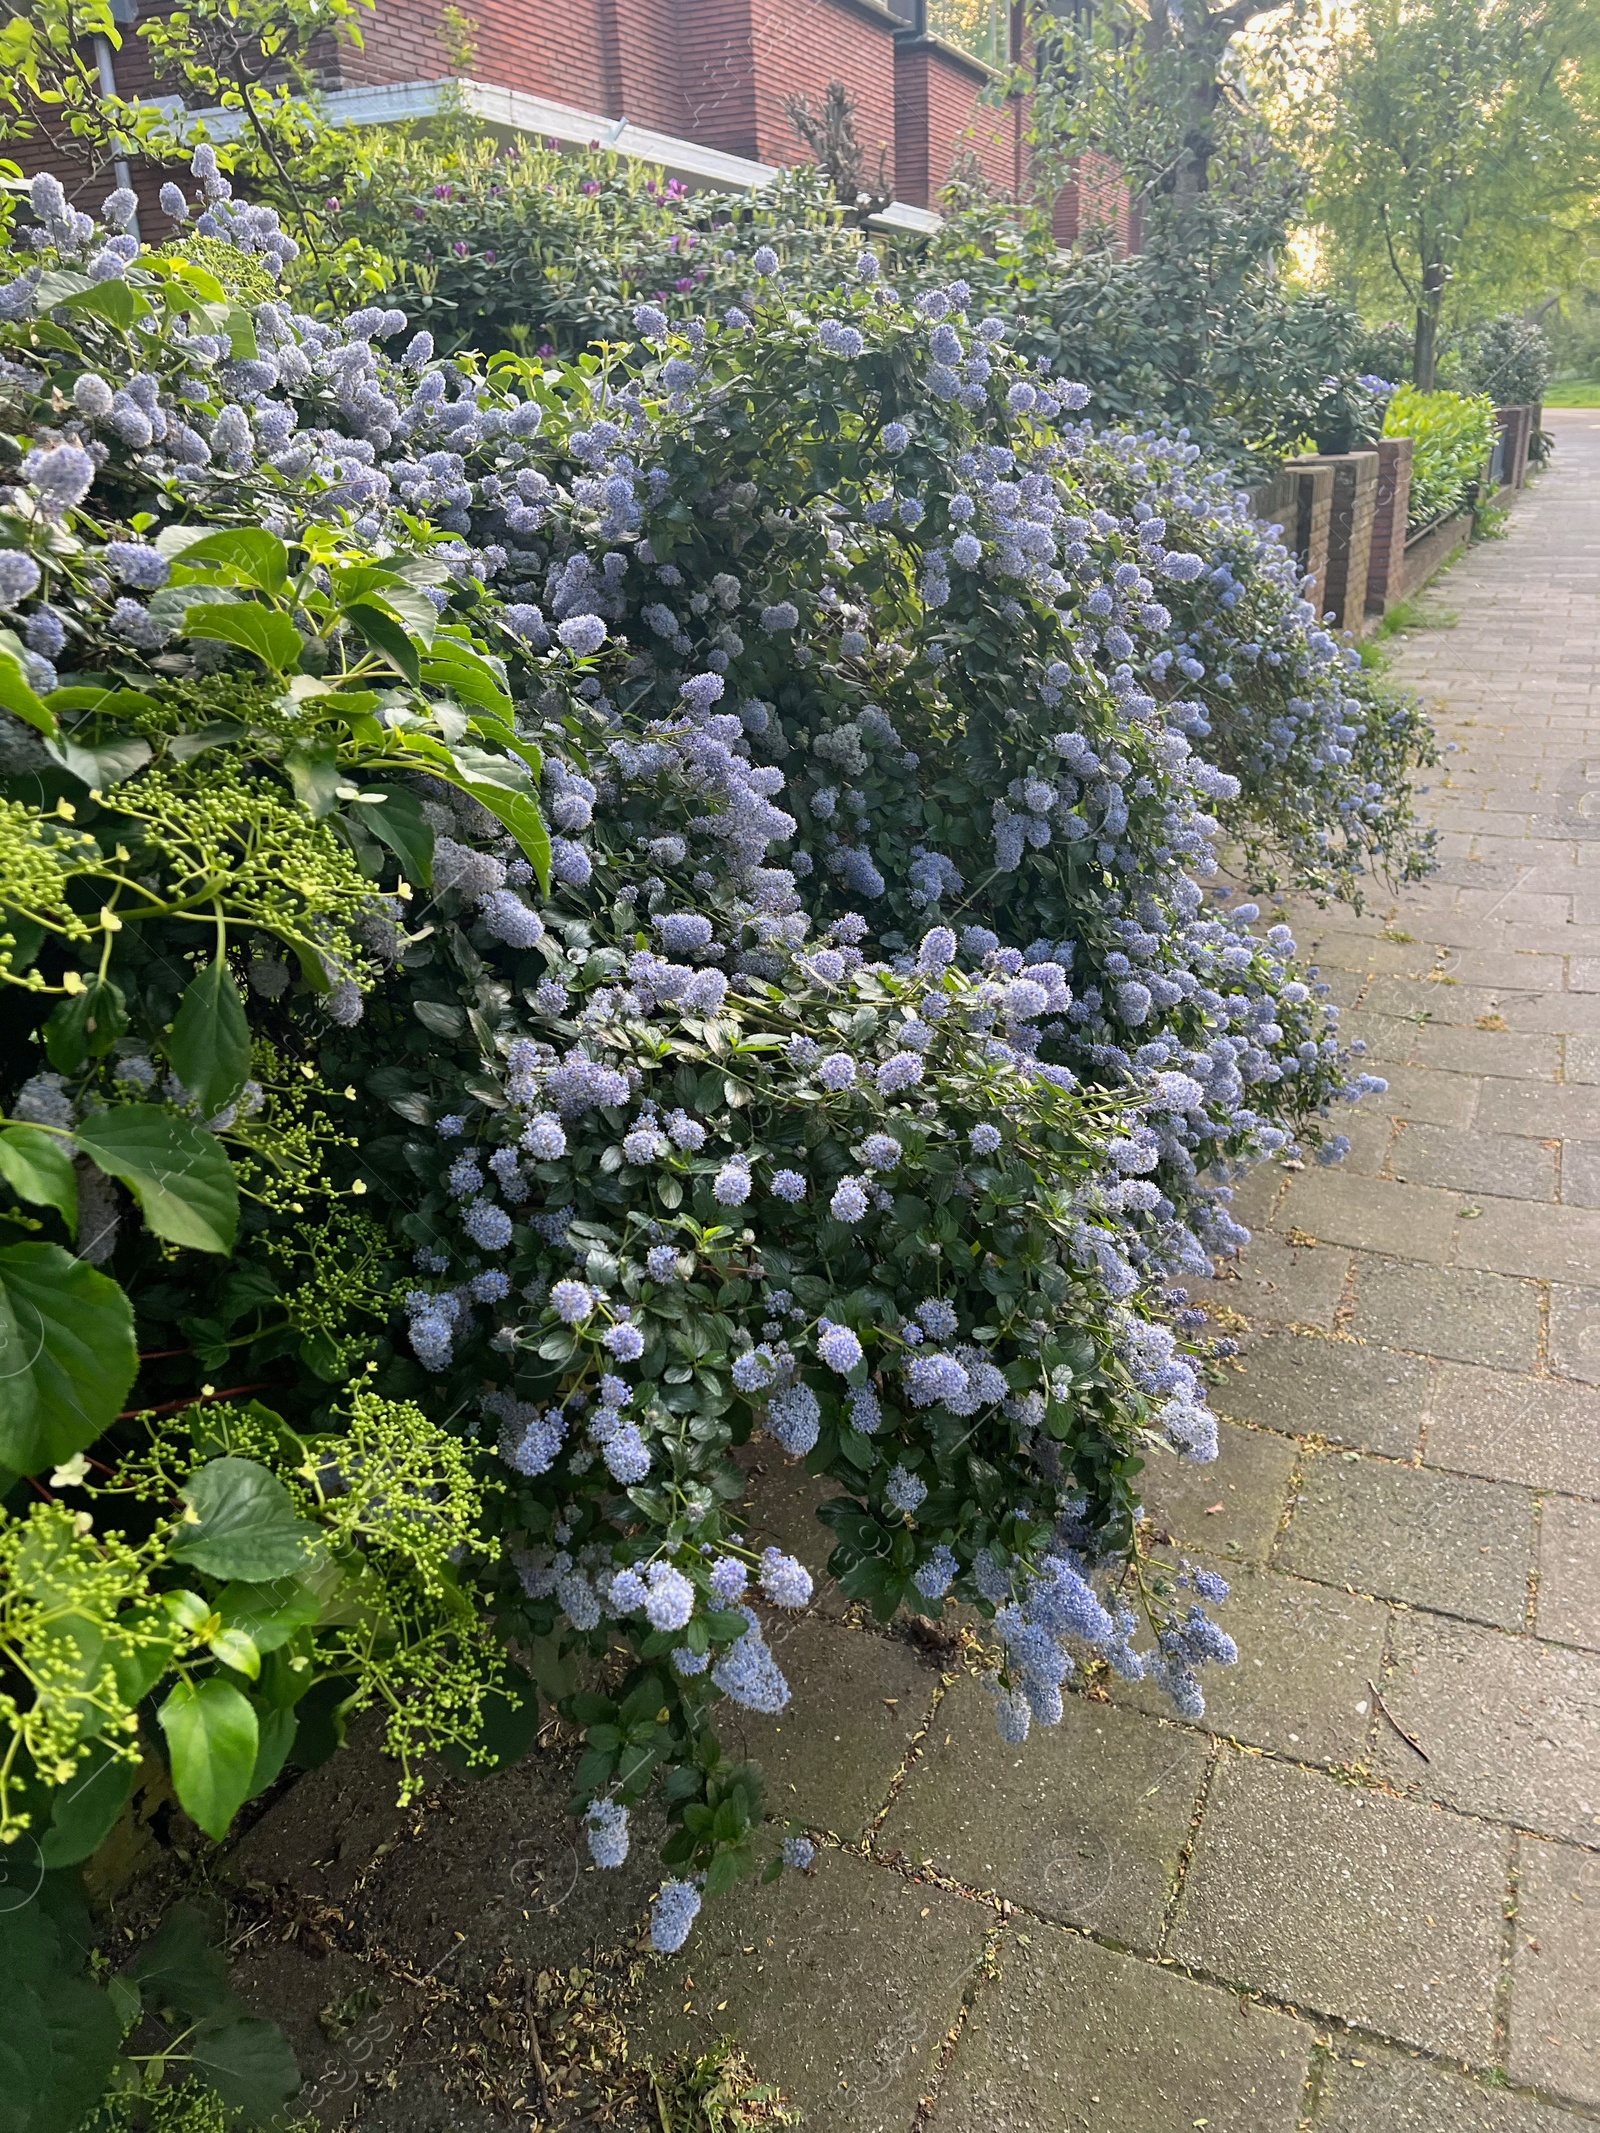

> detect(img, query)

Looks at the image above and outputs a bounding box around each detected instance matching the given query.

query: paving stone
[731,1617,939,1840]
[1123,1560,1387,1764]
[1509,1839,1600,2105]
[1427,1364,1600,1496]
[1366,1065,1481,1128]
[925,1923,1312,2133]
[1136,1418,1299,1563]
[1546,1283,1600,1385]
[1557,1139,1600,1207]
[1315,2047,1597,2129]
[1215,1332,1430,1457]
[1536,1495,1600,1648]
[1348,1259,1541,1372]
[877,1684,1205,1949]
[1390,1124,1558,1202]
[1278,1168,1463,1262]
[1451,1195,1600,1282]
[635,1847,985,2133]
[1192,1230,1353,1329]
[1410,1023,1562,1081]
[1171,1754,1508,2060]
[1372,1614,1600,1839]
[1476,1076,1600,1137]
[1279,1454,1535,1629]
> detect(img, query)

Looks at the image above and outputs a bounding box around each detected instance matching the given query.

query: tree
[1293,0,1600,387]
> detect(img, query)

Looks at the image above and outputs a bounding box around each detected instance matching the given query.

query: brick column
[1365,435,1414,620]
[1322,450,1380,632]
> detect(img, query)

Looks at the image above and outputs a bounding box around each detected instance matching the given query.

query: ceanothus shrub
[0,161,1416,1940]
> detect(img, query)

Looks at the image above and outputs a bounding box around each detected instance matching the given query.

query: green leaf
[247,1704,297,1797]
[72,1105,239,1255]
[173,528,288,592]
[0,649,57,738]
[217,1577,324,1654]
[345,599,421,684]
[448,747,552,890]
[191,2011,301,2122]
[0,1244,136,1474]
[370,586,440,644]
[170,1457,322,1581]
[43,731,152,787]
[422,642,515,723]
[183,603,305,672]
[357,783,434,886]
[58,277,148,329]
[32,269,95,309]
[39,1741,137,1868]
[224,304,260,360]
[43,979,128,1074]
[168,959,252,1121]
[283,739,341,818]
[34,1972,122,2133]
[128,1901,232,2019]
[157,1677,259,1841]
[0,1126,77,1237]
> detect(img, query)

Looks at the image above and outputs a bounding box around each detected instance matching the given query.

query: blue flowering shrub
[0,160,1423,2027]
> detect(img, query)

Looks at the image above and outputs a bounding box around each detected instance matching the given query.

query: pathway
[222,423,1600,2131]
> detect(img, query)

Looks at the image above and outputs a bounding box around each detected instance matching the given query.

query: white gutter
[178,75,943,235]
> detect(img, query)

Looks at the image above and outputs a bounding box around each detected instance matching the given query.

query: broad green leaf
[422,642,514,723]
[207,1627,260,1679]
[284,739,340,818]
[72,1106,238,1254]
[0,649,57,738]
[0,1126,77,1236]
[170,1457,321,1581]
[224,304,259,361]
[34,1972,122,2133]
[183,603,304,672]
[247,1705,298,1797]
[44,686,162,719]
[33,269,95,308]
[173,528,290,593]
[43,979,128,1074]
[58,277,149,329]
[345,599,420,684]
[370,585,440,644]
[168,959,252,1120]
[191,2011,301,2122]
[357,782,434,886]
[0,1244,136,1474]
[39,1742,137,1868]
[127,1901,232,2018]
[157,1677,259,1840]
[218,1577,323,1653]
[450,746,552,890]
[43,732,152,787]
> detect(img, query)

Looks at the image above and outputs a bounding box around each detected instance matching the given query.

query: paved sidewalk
[225,424,1600,2131]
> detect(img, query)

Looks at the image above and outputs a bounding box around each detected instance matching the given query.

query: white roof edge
[172,75,942,230]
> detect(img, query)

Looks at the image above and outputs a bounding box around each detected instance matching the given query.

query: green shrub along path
[163,426,1600,2130]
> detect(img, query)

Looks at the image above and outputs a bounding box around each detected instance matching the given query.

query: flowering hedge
[0,156,1428,2097]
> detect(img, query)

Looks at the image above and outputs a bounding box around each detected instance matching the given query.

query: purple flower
[816,1322,863,1375]
[604,1321,645,1361]
[646,1244,683,1280]
[758,1547,813,1609]
[650,1879,703,1952]
[770,1168,807,1202]
[551,1279,596,1324]
[905,1352,970,1409]
[713,1160,752,1206]
[766,1384,821,1457]
[876,1051,924,1094]
[585,1799,630,1868]
[557,614,607,656]
[817,1054,857,1092]
[0,551,41,608]
[463,1200,513,1251]
[860,1133,901,1172]
[645,1563,695,1631]
[829,1176,868,1224]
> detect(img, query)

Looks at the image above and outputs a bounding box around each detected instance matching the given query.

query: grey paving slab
[1369,1064,1482,1128]
[1546,1282,1600,1384]
[731,1617,940,1840]
[1136,1417,1299,1563]
[1509,1839,1600,2105]
[1214,1331,1430,1457]
[925,1923,1313,2133]
[1451,1194,1600,1282]
[1315,2048,1597,2129]
[1348,1258,1542,1373]
[877,1684,1206,1950]
[1536,1494,1600,1649]
[635,1847,986,2133]
[1171,1754,1508,2060]
[1427,1364,1600,1496]
[1373,1614,1600,1838]
[1390,1123,1558,1203]
[1278,1167,1463,1262]
[1192,1228,1353,1328]
[1556,1139,1600,1208]
[1279,1454,1535,1629]
[1476,1076,1600,1137]
[1123,1560,1388,1764]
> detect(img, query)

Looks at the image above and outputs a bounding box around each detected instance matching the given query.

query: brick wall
[689,0,899,184]
[1366,435,1414,619]
[893,35,1015,208]
[1051,150,1131,249]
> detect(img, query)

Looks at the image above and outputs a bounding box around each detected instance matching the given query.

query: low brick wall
[1401,510,1474,599]
[1366,435,1414,620]
[1322,450,1380,631]
[1247,459,1334,619]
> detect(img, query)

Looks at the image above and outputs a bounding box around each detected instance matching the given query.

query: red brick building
[10,0,1131,243]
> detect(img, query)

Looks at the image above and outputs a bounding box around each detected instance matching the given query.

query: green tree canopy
[1292,0,1600,386]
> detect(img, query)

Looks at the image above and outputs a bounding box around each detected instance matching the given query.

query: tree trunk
[1413,260,1447,389]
